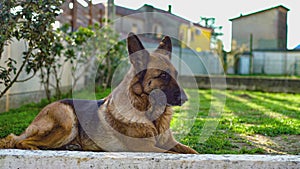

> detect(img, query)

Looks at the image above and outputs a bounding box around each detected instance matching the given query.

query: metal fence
[144,42,224,76]
[238,51,300,75]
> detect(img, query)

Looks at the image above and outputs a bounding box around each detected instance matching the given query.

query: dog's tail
[0,134,17,149]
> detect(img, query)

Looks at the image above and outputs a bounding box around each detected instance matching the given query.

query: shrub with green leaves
[0,0,63,98]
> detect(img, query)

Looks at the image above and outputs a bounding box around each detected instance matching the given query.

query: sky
[93,0,300,51]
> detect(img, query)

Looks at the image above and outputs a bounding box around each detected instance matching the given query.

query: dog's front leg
[162,139,198,154]
[140,146,178,154]
[123,138,177,153]
[169,143,198,154]
[156,130,198,154]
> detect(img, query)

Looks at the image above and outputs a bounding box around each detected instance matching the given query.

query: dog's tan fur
[0,33,198,154]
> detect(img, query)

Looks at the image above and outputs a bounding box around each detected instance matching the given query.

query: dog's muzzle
[173,88,188,106]
[164,87,188,106]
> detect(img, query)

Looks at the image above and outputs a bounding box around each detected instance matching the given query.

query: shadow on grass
[217,90,299,136]
[249,92,300,119]
[213,90,299,154]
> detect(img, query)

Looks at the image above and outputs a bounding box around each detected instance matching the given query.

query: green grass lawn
[0,89,299,154]
[172,89,300,154]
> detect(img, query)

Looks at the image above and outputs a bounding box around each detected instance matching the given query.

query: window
[153,24,162,38]
[154,25,157,34]
[196,29,201,35]
[191,31,195,41]
[131,23,138,34]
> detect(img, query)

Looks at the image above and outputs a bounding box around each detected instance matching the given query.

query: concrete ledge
[0,149,299,169]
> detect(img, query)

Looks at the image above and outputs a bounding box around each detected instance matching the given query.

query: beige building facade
[230,5,289,50]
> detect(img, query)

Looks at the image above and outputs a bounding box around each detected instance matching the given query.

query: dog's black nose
[173,89,188,106]
[181,87,188,100]
[181,95,188,104]
[180,90,188,105]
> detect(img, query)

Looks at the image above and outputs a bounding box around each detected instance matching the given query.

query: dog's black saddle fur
[60,98,104,120]
[59,99,105,132]
[60,99,105,109]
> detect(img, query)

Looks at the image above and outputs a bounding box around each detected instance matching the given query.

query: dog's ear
[155,36,172,59]
[127,32,149,71]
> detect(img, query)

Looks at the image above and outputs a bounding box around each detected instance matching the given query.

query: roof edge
[229,5,289,21]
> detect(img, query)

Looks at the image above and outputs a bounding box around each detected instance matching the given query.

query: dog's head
[127,33,187,107]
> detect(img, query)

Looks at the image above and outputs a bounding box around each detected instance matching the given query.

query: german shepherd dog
[0,33,198,154]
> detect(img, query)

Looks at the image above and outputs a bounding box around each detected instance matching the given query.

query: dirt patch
[238,134,300,155]
[237,94,252,100]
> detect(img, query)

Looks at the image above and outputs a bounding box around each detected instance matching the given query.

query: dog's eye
[160,72,170,81]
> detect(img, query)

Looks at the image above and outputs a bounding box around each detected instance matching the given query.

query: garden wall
[0,86,73,113]
[180,75,300,93]
[0,149,299,169]
[0,40,85,113]
[2,75,300,113]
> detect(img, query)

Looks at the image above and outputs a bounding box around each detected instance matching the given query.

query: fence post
[284,51,287,75]
[249,33,253,74]
[5,44,11,112]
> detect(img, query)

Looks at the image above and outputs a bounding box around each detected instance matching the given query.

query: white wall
[1,39,79,94]
[253,51,300,75]
[0,39,86,112]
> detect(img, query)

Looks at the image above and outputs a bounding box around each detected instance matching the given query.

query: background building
[1,0,220,112]
[57,1,213,51]
[230,5,289,50]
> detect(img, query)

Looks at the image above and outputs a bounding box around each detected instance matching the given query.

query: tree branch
[15,71,37,83]
[0,48,33,98]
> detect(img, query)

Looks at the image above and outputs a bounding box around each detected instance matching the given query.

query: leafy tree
[199,17,223,49]
[0,0,126,101]
[77,24,127,89]
[0,0,63,98]
[228,40,248,74]
[33,23,99,101]
[40,23,126,100]
[199,17,226,73]
[54,24,95,95]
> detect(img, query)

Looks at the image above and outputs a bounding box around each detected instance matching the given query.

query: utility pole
[249,33,253,74]
[105,0,115,26]
[179,33,183,76]
[99,9,103,27]
[71,0,77,31]
[88,0,93,25]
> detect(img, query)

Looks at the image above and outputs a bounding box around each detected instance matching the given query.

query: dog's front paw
[65,144,82,151]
